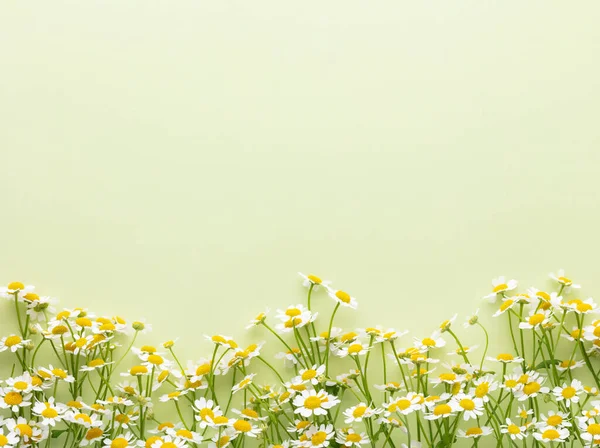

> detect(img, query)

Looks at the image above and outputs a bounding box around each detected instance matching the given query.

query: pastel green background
[1,2,600,363]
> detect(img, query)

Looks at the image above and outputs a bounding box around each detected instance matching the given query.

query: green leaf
[534,359,560,370]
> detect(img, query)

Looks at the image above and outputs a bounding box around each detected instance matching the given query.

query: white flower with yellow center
[492,298,517,317]
[374,381,403,393]
[298,273,331,290]
[231,408,267,421]
[3,417,45,444]
[193,397,223,429]
[288,419,312,434]
[549,269,581,292]
[483,276,518,303]
[0,427,19,448]
[414,332,446,352]
[342,403,380,423]
[232,374,256,394]
[515,376,549,401]
[246,308,270,329]
[374,328,408,344]
[538,410,571,428]
[463,309,480,328]
[32,397,66,426]
[102,432,135,448]
[275,347,303,366]
[64,411,103,428]
[120,365,151,378]
[140,353,173,371]
[80,358,114,372]
[0,389,32,412]
[533,426,569,443]
[450,393,484,421]
[383,392,422,416]
[185,358,213,383]
[335,341,370,358]
[424,401,458,420]
[439,314,457,333]
[25,295,57,322]
[553,379,583,406]
[470,375,498,402]
[457,426,493,439]
[486,353,523,364]
[166,427,202,444]
[0,335,29,353]
[556,359,585,372]
[269,441,290,448]
[292,390,340,417]
[5,372,38,394]
[326,289,358,309]
[335,428,369,447]
[518,310,551,330]
[205,334,238,350]
[0,281,35,300]
[565,297,598,315]
[579,420,600,443]
[430,372,465,386]
[208,428,238,448]
[310,327,342,345]
[231,419,262,438]
[448,345,478,357]
[150,435,188,448]
[302,424,335,448]
[500,418,526,440]
[296,365,325,385]
[159,390,188,403]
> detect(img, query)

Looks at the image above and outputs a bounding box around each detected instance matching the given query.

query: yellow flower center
[496,353,514,361]
[439,373,456,382]
[578,303,593,313]
[507,424,521,435]
[147,354,164,365]
[286,308,302,317]
[76,317,93,327]
[4,391,23,405]
[500,300,513,311]
[42,408,58,418]
[528,314,545,326]
[307,275,322,284]
[348,344,363,355]
[433,404,452,416]
[558,276,572,285]
[13,381,28,390]
[541,429,560,440]
[346,433,362,443]
[422,338,436,347]
[302,369,317,381]
[571,329,583,339]
[175,429,193,439]
[5,335,22,347]
[523,382,541,396]
[52,325,68,335]
[242,409,259,419]
[161,444,177,448]
[311,431,327,446]
[52,368,67,379]
[547,415,563,426]
[111,437,128,448]
[15,424,33,437]
[233,419,252,432]
[8,282,25,290]
[352,406,367,418]
[335,291,351,303]
[216,436,230,448]
[561,387,576,398]
[466,427,483,436]
[23,293,39,301]
[588,423,600,435]
[396,399,411,410]
[129,365,148,375]
[459,399,475,411]
[475,383,489,398]
[89,359,105,367]
[144,437,161,448]
[195,363,211,376]
[304,396,322,410]
[213,416,229,424]
[341,332,357,342]
[199,408,214,421]
[75,413,92,424]
[493,283,508,293]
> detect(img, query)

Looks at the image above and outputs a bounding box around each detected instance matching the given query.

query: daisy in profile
[549,269,581,292]
[483,276,518,303]
[246,309,269,329]
[515,376,550,401]
[151,435,188,447]
[553,379,583,406]
[533,426,569,443]
[193,397,223,429]
[208,428,238,448]
[292,390,340,417]
[32,398,66,426]
[336,428,370,447]
[457,426,493,439]
[102,432,136,447]
[424,401,457,420]
[298,272,331,290]
[327,289,358,309]
[296,365,325,385]
[0,281,35,300]
[519,310,552,330]
[0,335,30,353]
[335,341,370,358]
[486,353,523,364]
[232,374,256,394]
[303,424,335,448]
[231,419,262,438]
[0,426,19,448]
[538,410,571,428]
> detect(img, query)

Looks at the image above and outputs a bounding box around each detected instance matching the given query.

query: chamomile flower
[483,277,518,303]
[231,408,267,421]
[500,419,526,440]
[292,390,340,417]
[151,435,188,448]
[335,341,370,358]
[303,424,335,447]
[448,345,478,357]
[298,273,331,290]
[4,372,40,394]
[533,426,569,443]
[336,428,370,447]
[0,281,35,300]
[193,397,223,429]
[374,381,403,393]
[232,374,256,394]
[457,426,493,439]
[0,427,19,448]
[0,335,29,353]
[80,359,114,372]
[64,411,103,428]
[486,353,524,364]
[539,410,571,428]
[103,432,136,448]
[231,419,262,437]
[471,375,498,402]
[383,393,422,416]
[463,309,480,327]
[549,269,581,292]
[209,428,238,448]
[166,427,202,444]
[246,309,269,329]
[0,389,32,412]
[414,332,446,352]
[451,393,484,421]
[327,289,358,309]
[80,427,105,446]
[492,298,517,317]
[515,376,549,401]
[342,403,380,423]
[297,365,325,385]
[32,398,66,426]
[553,379,583,406]
[424,402,457,420]
[518,310,551,330]
[4,417,46,444]
[557,359,585,372]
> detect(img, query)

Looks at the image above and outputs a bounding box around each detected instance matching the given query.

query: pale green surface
[1,1,600,376]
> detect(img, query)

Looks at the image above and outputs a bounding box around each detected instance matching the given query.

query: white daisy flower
[549,269,581,292]
[342,403,380,423]
[553,379,583,406]
[500,419,526,440]
[327,289,358,309]
[483,276,518,303]
[292,390,340,417]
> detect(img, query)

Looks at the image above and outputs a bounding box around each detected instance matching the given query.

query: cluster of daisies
[2,270,600,448]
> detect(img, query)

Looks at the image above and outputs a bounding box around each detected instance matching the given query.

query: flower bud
[132,321,145,331]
